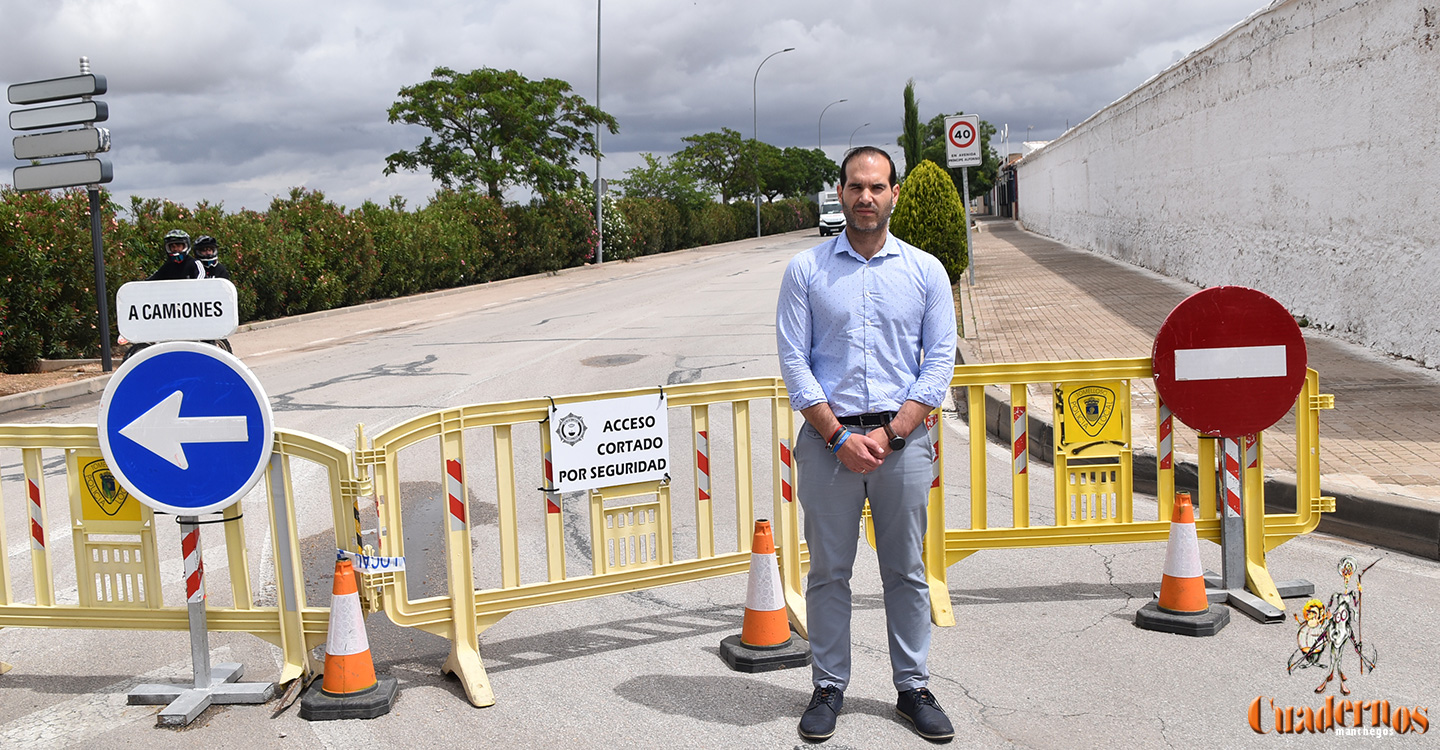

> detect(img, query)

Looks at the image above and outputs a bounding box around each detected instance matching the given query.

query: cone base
[299,676,398,721]
[718,634,811,673]
[1134,601,1230,637]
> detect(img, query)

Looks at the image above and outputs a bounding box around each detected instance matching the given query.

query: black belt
[836,412,895,428]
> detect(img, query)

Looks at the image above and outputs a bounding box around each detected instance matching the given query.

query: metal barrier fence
[0,358,1331,707]
[0,425,365,686]
[926,360,1333,626]
[352,378,807,707]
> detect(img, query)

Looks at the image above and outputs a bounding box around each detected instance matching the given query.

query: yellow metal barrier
[353,378,808,708]
[0,425,362,686]
[927,359,1332,622]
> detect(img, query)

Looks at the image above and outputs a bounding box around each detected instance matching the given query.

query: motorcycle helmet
[192,235,219,267]
[163,229,191,261]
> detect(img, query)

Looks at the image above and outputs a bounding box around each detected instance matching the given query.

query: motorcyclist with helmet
[191,235,230,280]
[148,229,206,280]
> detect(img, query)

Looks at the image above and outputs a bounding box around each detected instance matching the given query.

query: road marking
[1174,345,1287,381]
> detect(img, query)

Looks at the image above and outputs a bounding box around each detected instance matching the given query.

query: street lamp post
[595,0,603,264]
[849,122,870,149]
[818,98,847,150]
[753,46,794,238]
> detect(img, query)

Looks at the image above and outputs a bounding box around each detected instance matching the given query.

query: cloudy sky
[4,0,1269,213]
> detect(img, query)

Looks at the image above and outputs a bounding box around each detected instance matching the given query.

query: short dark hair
[839,146,898,187]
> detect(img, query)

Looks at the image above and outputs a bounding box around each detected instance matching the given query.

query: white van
[817,190,844,236]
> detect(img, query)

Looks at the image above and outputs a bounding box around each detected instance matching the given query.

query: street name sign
[945,114,982,168]
[13,158,112,191]
[549,392,669,493]
[98,342,273,515]
[1152,286,1307,437]
[116,279,239,343]
[9,100,108,131]
[13,126,110,160]
[7,73,107,105]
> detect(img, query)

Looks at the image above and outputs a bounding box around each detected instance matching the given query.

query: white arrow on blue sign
[98,341,274,516]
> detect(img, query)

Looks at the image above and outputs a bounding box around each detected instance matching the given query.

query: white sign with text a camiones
[116,278,239,343]
[549,392,669,493]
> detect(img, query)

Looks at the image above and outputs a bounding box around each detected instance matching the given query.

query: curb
[951,341,1440,561]
[0,373,114,416]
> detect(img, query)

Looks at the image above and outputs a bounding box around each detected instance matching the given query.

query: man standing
[775,147,957,743]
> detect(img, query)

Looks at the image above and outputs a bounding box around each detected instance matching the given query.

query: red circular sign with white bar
[1152,286,1307,437]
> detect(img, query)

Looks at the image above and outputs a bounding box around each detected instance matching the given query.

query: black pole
[88,186,112,371]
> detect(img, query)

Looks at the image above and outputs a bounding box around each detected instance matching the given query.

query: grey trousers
[795,420,933,692]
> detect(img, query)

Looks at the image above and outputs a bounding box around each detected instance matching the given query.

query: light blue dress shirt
[776,231,957,416]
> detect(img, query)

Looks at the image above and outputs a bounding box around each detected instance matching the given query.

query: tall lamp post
[818,98,847,150]
[849,122,870,149]
[753,46,794,238]
[594,0,603,264]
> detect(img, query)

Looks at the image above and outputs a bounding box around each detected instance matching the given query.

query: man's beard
[842,201,892,234]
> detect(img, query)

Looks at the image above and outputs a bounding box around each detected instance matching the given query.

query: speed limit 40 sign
[945,114,981,168]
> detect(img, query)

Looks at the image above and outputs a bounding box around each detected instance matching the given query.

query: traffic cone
[719,520,811,672]
[299,558,398,720]
[1135,493,1230,636]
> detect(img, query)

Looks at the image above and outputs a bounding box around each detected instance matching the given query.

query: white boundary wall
[1016,0,1440,367]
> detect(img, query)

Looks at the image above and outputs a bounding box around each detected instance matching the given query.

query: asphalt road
[2,230,1436,747]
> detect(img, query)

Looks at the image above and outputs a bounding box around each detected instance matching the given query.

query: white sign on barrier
[549,392,669,493]
[116,278,239,343]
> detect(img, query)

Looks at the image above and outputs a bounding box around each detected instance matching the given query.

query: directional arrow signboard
[1152,286,1307,437]
[98,342,273,515]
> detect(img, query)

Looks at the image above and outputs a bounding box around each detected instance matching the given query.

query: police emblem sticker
[556,413,587,446]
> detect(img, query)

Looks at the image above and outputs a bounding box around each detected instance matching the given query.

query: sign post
[1152,286,1315,623]
[9,57,115,369]
[944,114,981,286]
[98,342,276,724]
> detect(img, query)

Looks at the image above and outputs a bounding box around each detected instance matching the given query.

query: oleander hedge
[0,186,816,373]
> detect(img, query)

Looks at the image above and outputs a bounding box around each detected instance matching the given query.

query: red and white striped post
[180,518,212,688]
[445,459,466,532]
[1219,436,1245,591]
[1157,400,1174,521]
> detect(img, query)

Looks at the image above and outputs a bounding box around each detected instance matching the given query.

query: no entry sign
[1152,287,1307,437]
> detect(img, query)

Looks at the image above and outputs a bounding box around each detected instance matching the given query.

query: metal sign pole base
[125,517,275,726]
[129,663,275,726]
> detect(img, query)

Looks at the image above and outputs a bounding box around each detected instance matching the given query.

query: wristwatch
[883,422,906,451]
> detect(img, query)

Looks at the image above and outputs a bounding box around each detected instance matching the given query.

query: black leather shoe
[799,685,844,741]
[897,687,954,742]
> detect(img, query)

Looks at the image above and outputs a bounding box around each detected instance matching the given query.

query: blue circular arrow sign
[98,341,273,515]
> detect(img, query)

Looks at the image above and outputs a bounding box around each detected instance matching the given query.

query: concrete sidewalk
[958,217,1440,560]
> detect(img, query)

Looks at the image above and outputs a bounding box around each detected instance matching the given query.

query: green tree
[617,153,709,212]
[889,160,967,285]
[900,78,922,178]
[760,146,840,200]
[384,66,618,200]
[674,128,752,203]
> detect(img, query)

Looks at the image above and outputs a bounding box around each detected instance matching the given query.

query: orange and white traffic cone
[1136,493,1230,636]
[719,520,811,672]
[300,557,399,720]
